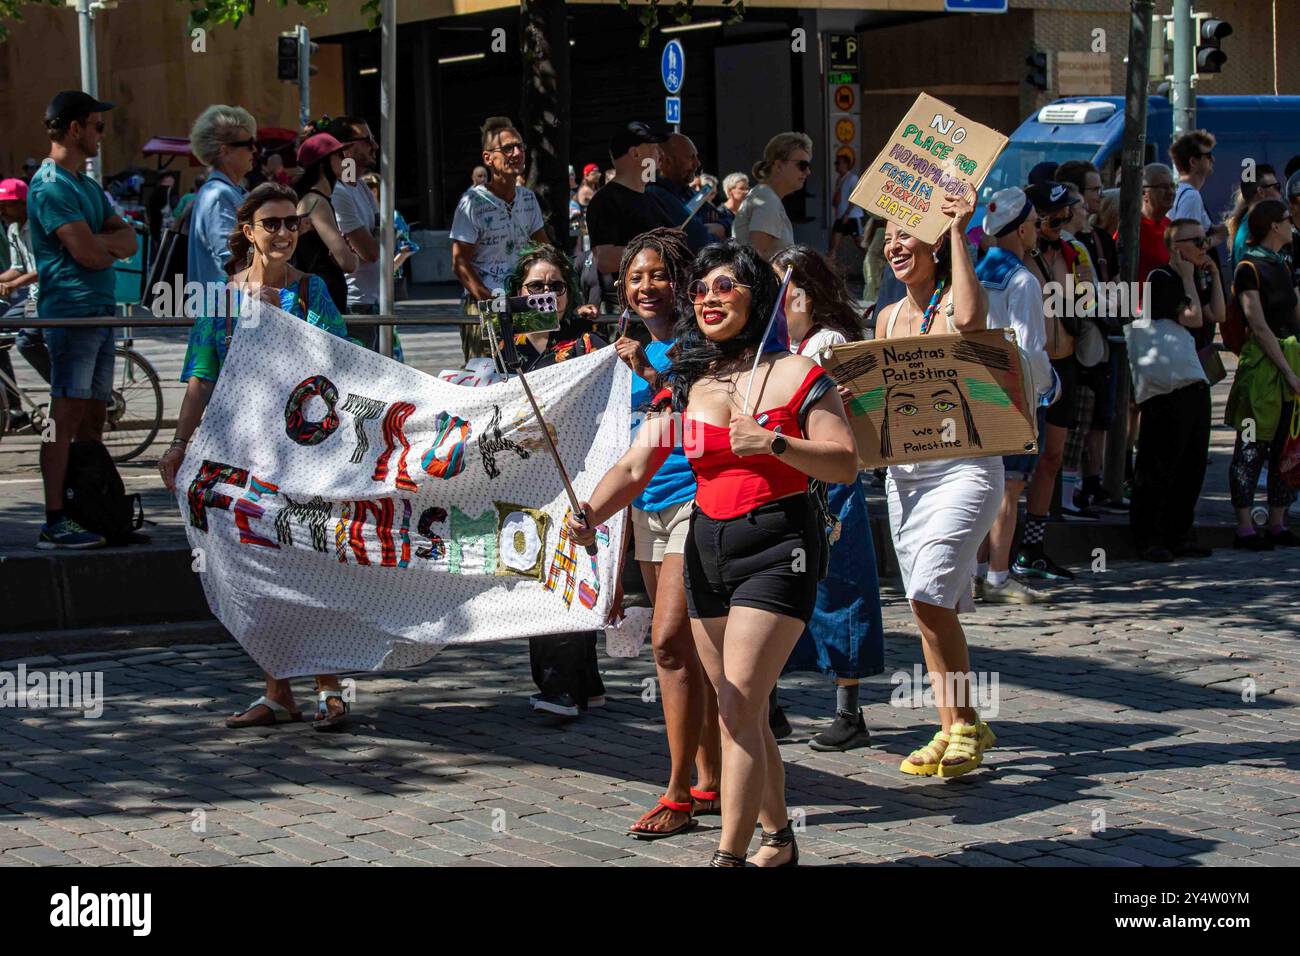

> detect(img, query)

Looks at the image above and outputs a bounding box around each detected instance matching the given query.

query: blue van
[978,95,1300,224]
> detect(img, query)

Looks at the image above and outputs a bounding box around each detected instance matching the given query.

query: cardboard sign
[820,329,1037,468]
[849,92,1008,244]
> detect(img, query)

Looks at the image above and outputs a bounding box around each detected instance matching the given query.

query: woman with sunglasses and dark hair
[1226,199,1300,550]
[769,245,885,753]
[612,228,722,839]
[1226,164,1281,268]
[160,181,357,732]
[568,240,859,866]
[879,191,1001,779]
[1129,219,1222,562]
[497,243,608,718]
[291,132,359,314]
[733,132,812,261]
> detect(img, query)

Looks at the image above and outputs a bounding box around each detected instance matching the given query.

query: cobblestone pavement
[2,548,1298,867]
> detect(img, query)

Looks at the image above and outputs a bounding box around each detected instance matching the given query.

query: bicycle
[0,330,164,463]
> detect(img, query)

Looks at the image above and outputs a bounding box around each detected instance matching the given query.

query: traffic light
[277,33,299,81]
[1025,51,1049,92]
[1149,13,1173,80]
[277,28,319,82]
[1194,12,1231,75]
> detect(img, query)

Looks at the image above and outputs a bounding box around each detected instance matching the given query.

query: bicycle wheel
[104,346,163,463]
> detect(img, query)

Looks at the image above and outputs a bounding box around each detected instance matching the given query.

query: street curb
[0,619,233,659]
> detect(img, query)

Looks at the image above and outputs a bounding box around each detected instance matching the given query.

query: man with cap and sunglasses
[583,121,677,304]
[973,186,1056,604]
[29,90,138,549]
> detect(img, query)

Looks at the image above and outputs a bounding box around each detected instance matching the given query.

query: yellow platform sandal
[935,720,994,778]
[900,728,949,776]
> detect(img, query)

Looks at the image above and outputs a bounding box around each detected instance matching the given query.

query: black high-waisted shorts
[683,495,823,621]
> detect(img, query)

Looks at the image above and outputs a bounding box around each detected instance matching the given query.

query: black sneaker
[1061,499,1101,521]
[809,709,871,752]
[1012,547,1076,581]
[1089,490,1130,514]
[6,409,31,432]
[530,692,581,718]
[1268,528,1300,548]
[769,704,793,740]
[1233,533,1274,552]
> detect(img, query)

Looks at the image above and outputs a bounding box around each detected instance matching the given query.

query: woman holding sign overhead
[878,190,1001,778]
[567,241,859,866]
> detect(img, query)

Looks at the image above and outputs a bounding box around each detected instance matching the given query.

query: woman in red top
[568,242,858,866]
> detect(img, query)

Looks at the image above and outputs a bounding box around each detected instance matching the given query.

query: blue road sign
[661,40,685,94]
[665,96,681,125]
[944,0,1008,11]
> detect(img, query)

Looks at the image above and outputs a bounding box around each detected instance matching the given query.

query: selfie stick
[478,292,599,557]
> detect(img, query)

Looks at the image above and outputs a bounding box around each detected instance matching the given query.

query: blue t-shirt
[27,160,116,318]
[632,338,696,512]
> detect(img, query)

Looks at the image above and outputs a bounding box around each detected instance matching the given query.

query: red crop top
[655,366,833,520]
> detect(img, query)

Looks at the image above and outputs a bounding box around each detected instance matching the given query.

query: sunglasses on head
[689,275,751,303]
[523,280,567,295]
[253,215,304,234]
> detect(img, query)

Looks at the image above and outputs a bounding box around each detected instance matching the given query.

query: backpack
[1222,259,1259,355]
[145,199,191,311]
[63,440,144,545]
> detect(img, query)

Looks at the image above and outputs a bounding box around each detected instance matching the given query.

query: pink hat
[0,178,28,201]
[296,132,346,168]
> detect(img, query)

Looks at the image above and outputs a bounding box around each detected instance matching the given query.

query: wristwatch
[770,433,788,456]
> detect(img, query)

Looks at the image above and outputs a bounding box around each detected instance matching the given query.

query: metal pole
[378,0,397,358]
[1171,0,1194,137]
[1108,0,1155,502]
[297,24,311,130]
[75,0,101,182]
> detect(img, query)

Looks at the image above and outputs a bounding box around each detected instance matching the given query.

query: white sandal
[226,695,302,729]
[313,688,349,732]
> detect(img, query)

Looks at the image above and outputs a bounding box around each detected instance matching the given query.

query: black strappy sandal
[759,821,799,867]
[709,850,747,867]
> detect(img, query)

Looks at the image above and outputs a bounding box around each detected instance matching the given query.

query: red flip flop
[628,796,697,840]
[690,787,721,816]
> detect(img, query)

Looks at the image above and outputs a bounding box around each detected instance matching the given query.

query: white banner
[176,305,632,678]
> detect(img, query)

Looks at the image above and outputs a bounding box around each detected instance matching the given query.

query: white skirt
[886,457,1003,612]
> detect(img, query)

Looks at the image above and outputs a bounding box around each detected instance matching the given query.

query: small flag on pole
[742,265,794,413]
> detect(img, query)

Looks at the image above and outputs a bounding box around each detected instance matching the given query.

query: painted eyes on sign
[933,400,957,413]
[894,402,919,417]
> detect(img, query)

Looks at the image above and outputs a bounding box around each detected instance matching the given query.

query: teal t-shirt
[27,160,116,318]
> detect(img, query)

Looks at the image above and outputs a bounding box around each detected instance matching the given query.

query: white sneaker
[982,576,1047,605]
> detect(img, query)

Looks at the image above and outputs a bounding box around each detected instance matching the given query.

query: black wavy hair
[771,244,864,344]
[504,242,582,323]
[665,240,780,411]
[617,227,694,321]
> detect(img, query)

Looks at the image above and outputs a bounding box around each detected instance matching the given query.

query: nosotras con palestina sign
[850,92,1008,244]
[175,304,632,679]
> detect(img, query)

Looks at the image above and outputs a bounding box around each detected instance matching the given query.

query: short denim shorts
[45,326,115,402]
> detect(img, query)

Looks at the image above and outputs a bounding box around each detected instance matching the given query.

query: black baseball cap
[44,90,114,130]
[1027,161,1059,187]
[1025,181,1080,216]
[609,121,669,161]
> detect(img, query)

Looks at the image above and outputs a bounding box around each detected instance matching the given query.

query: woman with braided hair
[612,228,722,839]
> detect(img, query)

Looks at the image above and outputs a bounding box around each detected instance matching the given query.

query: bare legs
[692,606,805,865]
[638,556,720,832]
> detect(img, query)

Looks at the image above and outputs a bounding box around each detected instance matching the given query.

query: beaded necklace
[917,279,946,335]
